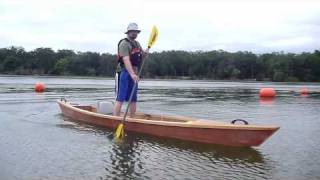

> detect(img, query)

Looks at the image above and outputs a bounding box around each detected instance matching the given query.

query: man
[113,23,147,117]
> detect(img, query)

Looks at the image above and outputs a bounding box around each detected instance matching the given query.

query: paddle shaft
[120,49,149,124]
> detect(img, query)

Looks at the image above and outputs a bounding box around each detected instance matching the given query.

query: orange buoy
[300,88,308,95]
[35,82,45,92]
[259,88,276,97]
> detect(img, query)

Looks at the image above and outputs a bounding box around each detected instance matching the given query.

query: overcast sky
[0,0,319,54]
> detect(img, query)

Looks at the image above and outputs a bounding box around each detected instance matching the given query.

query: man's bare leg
[113,101,123,116]
[129,102,136,117]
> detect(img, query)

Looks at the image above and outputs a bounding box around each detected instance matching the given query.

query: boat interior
[73,105,190,123]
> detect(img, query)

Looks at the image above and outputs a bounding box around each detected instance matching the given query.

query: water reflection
[104,137,147,180]
[104,133,271,179]
[126,132,265,163]
[259,97,275,106]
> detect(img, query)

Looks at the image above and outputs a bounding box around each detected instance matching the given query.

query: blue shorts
[115,69,138,102]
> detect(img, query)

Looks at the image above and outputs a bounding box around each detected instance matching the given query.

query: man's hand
[143,48,149,58]
[130,73,139,83]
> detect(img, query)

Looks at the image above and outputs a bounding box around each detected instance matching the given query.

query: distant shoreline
[1,47,319,82]
[2,74,320,84]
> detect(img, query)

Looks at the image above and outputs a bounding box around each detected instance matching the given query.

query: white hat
[125,23,141,34]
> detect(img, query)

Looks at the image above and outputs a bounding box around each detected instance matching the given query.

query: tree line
[0,46,320,82]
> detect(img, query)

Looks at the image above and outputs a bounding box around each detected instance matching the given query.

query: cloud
[0,0,319,53]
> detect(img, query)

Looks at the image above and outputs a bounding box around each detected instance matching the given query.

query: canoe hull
[58,101,278,147]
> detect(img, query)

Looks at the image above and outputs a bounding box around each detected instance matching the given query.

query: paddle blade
[148,25,158,49]
[115,123,124,139]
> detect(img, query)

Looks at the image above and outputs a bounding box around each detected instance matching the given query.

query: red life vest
[117,38,142,67]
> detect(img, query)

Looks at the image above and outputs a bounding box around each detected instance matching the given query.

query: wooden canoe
[57,100,279,147]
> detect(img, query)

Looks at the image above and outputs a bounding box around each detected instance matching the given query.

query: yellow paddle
[115,25,158,139]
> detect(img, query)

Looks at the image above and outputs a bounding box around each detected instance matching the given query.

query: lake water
[0,75,320,180]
